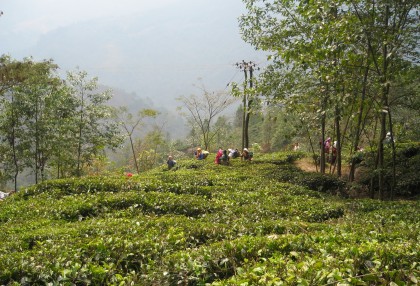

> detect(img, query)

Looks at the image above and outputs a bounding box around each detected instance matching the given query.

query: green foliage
[239,0,420,196]
[0,152,418,285]
[393,144,420,196]
[261,162,346,194]
[358,143,420,196]
[0,57,124,188]
[66,69,123,177]
[0,56,67,188]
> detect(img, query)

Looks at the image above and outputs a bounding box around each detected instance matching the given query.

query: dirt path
[294,157,351,178]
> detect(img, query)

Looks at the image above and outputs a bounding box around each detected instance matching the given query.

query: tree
[177,83,236,151]
[0,58,125,187]
[239,0,419,194]
[233,61,260,150]
[0,84,27,191]
[47,85,79,179]
[0,57,65,189]
[114,107,158,174]
[137,126,166,172]
[213,115,237,149]
[14,59,69,183]
[240,0,350,173]
[350,0,419,198]
[65,70,122,177]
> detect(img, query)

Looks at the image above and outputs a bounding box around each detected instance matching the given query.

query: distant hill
[105,85,189,139]
[19,0,265,110]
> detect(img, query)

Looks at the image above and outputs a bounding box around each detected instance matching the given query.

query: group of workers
[196,147,253,165]
[166,147,253,170]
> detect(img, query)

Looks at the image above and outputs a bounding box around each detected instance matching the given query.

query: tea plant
[0,152,418,285]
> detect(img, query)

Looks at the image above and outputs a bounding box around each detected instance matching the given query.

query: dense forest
[0,0,419,284]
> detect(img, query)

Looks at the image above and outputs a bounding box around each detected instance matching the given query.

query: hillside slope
[0,152,419,285]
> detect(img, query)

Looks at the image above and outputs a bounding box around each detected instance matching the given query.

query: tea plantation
[0,152,418,285]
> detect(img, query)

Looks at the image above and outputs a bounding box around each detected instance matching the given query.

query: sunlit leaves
[0,153,418,284]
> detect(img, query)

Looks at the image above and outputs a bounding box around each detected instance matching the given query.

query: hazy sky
[1,0,184,48]
[1,1,179,32]
[0,0,266,109]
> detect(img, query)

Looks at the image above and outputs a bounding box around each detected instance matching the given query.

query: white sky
[0,0,178,34]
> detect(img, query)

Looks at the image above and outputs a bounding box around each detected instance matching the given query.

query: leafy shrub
[358,142,420,197]
[0,151,418,285]
[256,151,305,164]
[266,164,346,194]
[296,172,346,193]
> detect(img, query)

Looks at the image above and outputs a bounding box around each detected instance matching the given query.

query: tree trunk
[320,88,328,174]
[77,91,85,177]
[244,66,255,149]
[377,5,390,200]
[306,125,318,172]
[10,96,19,192]
[320,112,326,174]
[377,109,387,200]
[387,103,396,200]
[35,99,39,184]
[369,118,379,199]
[12,127,19,192]
[335,105,341,177]
[129,135,139,174]
[241,69,248,152]
[349,65,369,182]
[245,99,252,149]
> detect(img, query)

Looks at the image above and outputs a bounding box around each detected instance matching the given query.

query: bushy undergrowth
[357,142,420,197]
[0,152,418,285]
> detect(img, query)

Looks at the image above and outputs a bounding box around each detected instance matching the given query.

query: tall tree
[14,59,66,183]
[0,87,27,191]
[350,0,419,198]
[47,84,78,180]
[240,0,419,189]
[0,57,58,189]
[234,61,260,150]
[65,70,122,177]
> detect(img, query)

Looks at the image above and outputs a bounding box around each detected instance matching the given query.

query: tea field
[0,152,418,285]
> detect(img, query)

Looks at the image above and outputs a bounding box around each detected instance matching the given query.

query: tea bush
[357,142,420,197]
[0,152,418,285]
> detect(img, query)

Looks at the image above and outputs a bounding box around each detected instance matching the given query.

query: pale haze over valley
[0,0,266,115]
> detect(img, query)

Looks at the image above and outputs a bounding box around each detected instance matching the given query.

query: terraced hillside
[0,152,418,285]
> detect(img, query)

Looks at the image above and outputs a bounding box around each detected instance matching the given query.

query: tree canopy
[239,0,420,197]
